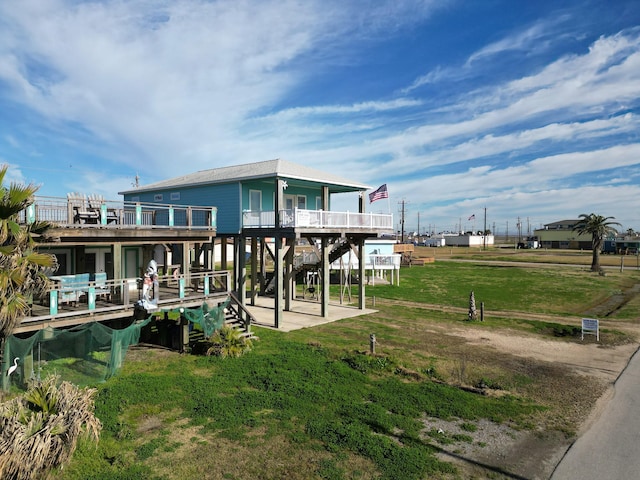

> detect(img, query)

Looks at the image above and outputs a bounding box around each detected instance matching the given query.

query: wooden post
[275,234,283,329]
[358,237,366,310]
[285,237,294,311]
[221,237,228,270]
[250,237,258,305]
[321,237,330,318]
[182,321,190,353]
[369,333,376,354]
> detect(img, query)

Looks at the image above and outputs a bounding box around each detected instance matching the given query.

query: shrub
[0,374,101,480]
[341,351,394,374]
[206,325,253,358]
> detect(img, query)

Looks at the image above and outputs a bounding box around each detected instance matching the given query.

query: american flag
[468,214,475,221]
[369,184,389,203]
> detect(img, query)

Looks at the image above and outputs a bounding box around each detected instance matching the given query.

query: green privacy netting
[2,299,232,392]
[162,298,230,338]
[2,316,152,392]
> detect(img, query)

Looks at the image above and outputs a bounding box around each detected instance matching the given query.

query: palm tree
[573,213,621,272]
[0,164,57,340]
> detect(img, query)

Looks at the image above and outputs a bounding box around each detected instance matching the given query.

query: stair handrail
[227,291,258,333]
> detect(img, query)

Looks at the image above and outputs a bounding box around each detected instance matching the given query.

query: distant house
[534,220,593,249]
[443,233,494,248]
[329,239,401,285]
[120,159,394,327]
[614,237,640,255]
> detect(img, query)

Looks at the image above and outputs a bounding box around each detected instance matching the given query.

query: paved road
[551,347,640,479]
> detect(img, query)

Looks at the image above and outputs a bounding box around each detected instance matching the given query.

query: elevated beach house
[18,191,221,332]
[119,159,394,327]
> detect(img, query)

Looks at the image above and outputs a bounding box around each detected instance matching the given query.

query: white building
[444,233,495,247]
[331,239,401,285]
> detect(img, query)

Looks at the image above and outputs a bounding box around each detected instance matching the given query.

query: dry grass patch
[148,432,380,480]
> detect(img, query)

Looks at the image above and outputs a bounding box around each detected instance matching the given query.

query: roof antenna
[132,173,140,188]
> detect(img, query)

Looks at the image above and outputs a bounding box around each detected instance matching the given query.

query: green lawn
[51,260,640,480]
[56,330,543,480]
[364,261,640,316]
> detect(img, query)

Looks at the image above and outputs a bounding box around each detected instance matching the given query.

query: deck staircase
[263,238,354,295]
[187,292,257,348]
[224,291,258,339]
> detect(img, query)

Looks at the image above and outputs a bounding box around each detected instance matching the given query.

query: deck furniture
[49,273,91,306]
[68,192,100,224]
[91,272,111,300]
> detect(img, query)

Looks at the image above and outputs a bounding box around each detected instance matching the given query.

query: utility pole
[483,207,487,250]
[398,200,407,243]
[517,216,522,246]
[417,212,420,239]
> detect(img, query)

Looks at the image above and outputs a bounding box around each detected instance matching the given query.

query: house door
[51,249,73,275]
[86,247,110,273]
[284,194,306,210]
[123,247,140,278]
[284,194,295,211]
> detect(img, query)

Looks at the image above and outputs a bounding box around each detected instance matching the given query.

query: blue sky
[1,0,639,235]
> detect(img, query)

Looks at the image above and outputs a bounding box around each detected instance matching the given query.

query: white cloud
[263,99,424,120]
[466,16,569,65]
[0,0,439,180]
[0,1,638,231]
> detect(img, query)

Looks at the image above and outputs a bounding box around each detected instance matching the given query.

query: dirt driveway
[425,319,640,479]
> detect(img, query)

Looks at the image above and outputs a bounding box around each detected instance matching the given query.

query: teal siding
[124,183,242,234]
[124,175,336,234]
[242,180,276,210]
[241,181,324,211]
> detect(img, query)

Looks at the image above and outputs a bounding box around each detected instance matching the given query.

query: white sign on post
[581,318,599,342]
[297,210,310,227]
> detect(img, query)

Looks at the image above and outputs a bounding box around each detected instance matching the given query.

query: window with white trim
[249,190,262,211]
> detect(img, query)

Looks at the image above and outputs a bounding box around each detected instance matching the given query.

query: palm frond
[0,375,102,479]
[0,167,57,337]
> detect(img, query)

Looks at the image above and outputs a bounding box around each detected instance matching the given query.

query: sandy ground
[426,324,640,479]
[457,327,639,382]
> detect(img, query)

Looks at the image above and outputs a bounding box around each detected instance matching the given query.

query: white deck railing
[243,208,393,230]
[21,196,217,230]
[330,254,401,270]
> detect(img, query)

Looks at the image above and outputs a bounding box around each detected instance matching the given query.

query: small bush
[341,352,394,374]
[452,433,473,443]
[476,377,503,390]
[206,325,253,358]
[459,422,477,432]
[552,325,581,337]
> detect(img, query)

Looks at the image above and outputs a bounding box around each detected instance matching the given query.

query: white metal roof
[119,158,370,195]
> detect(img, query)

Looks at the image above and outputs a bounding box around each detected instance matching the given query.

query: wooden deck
[18,273,231,334]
